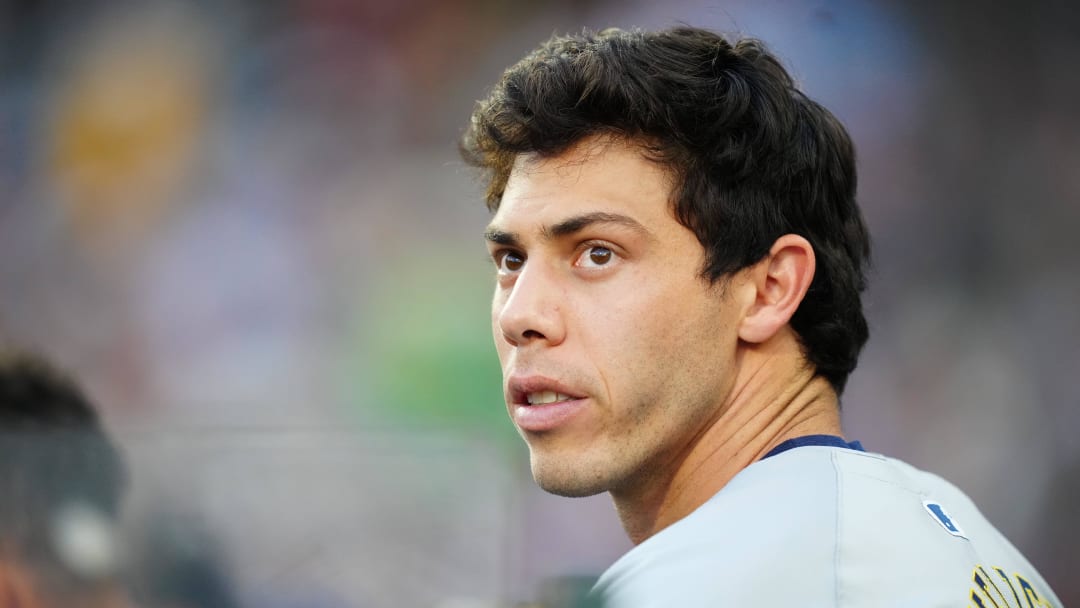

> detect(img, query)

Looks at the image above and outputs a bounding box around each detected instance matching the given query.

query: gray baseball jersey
[591,438,1061,607]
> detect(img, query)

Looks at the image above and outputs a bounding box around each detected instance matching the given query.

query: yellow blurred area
[46,14,212,253]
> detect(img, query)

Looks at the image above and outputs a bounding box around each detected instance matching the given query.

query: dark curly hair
[460,26,871,394]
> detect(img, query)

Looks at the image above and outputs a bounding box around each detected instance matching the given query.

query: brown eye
[575,245,615,269]
[588,247,612,265]
[498,251,525,272]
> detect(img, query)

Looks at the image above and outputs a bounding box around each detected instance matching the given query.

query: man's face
[484,137,745,498]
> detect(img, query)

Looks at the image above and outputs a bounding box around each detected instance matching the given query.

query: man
[0,352,131,608]
[460,26,1061,606]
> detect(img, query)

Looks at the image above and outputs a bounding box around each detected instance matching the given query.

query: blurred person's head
[462,26,870,395]
[0,351,130,608]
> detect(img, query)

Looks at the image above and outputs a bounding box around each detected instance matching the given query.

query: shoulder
[593,447,1063,608]
[829,450,1061,607]
[594,447,847,607]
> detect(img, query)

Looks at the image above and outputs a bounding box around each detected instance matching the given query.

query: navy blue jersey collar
[761,434,865,460]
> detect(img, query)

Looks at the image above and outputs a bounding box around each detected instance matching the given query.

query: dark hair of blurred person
[0,351,130,608]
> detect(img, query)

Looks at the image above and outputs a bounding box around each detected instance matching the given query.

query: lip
[506,375,589,432]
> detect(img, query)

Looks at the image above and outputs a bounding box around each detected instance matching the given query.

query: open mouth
[525,391,576,405]
[511,387,588,432]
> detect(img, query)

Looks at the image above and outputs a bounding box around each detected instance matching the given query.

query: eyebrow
[484,211,652,246]
[483,227,519,246]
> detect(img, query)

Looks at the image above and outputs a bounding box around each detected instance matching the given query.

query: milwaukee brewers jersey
[591,439,1061,607]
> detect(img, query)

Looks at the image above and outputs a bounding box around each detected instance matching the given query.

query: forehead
[492,137,677,229]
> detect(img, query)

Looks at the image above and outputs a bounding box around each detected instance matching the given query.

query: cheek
[627,286,733,387]
[491,288,507,334]
[491,320,510,365]
[491,287,504,321]
[490,313,509,368]
[590,283,708,386]
[629,279,716,344]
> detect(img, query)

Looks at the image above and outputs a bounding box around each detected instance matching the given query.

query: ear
[737,234,816,344]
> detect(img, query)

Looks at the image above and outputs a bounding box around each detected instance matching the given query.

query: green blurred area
[354,252,512,440]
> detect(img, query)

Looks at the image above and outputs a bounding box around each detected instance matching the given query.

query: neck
[611,332,843,544]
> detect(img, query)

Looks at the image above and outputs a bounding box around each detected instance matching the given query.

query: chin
[536,477,607,498]
[529,452,610,498]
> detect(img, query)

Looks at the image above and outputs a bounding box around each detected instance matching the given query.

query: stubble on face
[491,137,742,502]
[522,271,737,501]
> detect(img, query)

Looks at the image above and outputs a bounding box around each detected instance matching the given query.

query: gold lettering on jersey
[968,565,1054,608]
[995,567,1025,608]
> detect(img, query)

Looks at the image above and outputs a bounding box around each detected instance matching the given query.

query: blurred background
[0,0,1076,605]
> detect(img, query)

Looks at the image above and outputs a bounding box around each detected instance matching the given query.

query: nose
[495,262,566,348]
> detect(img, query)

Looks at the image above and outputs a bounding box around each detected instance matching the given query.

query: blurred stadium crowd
[1,0,1077,606]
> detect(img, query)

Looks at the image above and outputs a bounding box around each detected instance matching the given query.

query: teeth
[526,391,572,405]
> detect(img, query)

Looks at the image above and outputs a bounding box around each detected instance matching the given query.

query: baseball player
[460,26,1062,606]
